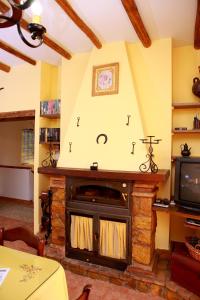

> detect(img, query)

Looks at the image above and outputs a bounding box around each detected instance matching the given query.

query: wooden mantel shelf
[38,167,170,182]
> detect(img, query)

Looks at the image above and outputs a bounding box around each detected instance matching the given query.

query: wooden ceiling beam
[0,0,72,60]
[55,0,102,49]
[194,0,200,49]
[0,61,10,72]
[121,0,151,48]
[0,40,36,65]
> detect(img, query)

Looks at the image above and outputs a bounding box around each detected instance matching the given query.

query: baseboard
[0,196,33,206]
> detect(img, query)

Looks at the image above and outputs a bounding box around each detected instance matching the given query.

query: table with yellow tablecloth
[0,246,68,300]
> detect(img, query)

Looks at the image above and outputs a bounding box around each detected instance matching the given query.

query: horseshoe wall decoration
[96,134,108,144]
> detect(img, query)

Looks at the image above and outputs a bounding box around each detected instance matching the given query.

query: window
[21,129,34,164]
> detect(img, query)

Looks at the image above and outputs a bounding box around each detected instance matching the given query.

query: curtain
[100,220,126,259]
[70,215,93,251]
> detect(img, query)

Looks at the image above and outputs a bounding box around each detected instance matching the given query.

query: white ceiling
[0,0,197,66]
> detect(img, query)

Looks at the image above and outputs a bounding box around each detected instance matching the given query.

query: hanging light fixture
[0,0,46,48]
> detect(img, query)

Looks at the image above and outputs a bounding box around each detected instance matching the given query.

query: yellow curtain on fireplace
[100,220,126,259]
[70,215,93,251]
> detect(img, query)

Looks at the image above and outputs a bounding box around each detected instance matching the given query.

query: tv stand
[153,205,200,220]
[153,204,200,232]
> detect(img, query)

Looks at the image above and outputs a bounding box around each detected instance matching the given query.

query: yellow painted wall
[58,42,147,171]
[60,53,90,148]
[0,63,41,112]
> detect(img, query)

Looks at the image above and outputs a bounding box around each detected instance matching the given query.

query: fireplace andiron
[139,136,161,173]
[40,190,52,243]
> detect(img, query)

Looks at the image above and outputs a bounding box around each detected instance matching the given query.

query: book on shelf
[47,128,60,142]
[39,128,47,143]
[40,99,60,116]
[39,128,60,143]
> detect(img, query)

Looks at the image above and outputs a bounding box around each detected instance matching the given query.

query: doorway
[0,110,35,231]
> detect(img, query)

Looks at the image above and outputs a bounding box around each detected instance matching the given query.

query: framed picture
[92,62,119,96]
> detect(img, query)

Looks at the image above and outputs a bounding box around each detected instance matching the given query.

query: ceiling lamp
[0,0,46,48]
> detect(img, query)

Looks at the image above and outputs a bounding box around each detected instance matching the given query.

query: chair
[76,284,91,300]
[0,227,45,257]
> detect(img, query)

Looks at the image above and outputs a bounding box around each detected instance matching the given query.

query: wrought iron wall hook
[69,142,72,152]
[96,134,108,144]
[131,142,136,154]
[76,116,80,127]
[139,136,161,173]
[126,114,131,126]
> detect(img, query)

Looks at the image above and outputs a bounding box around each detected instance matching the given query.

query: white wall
[0,167,33,201]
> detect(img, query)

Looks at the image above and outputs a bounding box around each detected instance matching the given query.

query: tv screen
[174,157,200,212]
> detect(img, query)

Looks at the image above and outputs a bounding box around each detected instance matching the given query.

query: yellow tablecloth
[0,246,68,300]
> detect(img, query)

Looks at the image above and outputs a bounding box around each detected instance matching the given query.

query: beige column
[131,181,158,266]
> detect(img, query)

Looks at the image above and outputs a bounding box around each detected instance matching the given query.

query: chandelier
[0,0,46,48]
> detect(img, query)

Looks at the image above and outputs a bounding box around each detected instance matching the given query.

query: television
[174,157,200,212]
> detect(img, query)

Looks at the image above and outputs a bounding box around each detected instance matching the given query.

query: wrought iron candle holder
[139,136,161,173]
[41,143,57,168]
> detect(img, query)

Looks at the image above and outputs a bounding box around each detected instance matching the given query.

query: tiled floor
[66,270,164,300]
[0,197,33,223]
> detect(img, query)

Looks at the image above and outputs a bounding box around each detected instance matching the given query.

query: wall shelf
[40,114,60,119]
[39,142,60,145]
[172,129,200,134]
[172,102,200,109]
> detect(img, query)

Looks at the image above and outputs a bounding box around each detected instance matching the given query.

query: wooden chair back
[0,227,45,256]
[76,285,91,300]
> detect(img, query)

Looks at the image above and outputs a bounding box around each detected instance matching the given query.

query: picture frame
[92,62,119,96]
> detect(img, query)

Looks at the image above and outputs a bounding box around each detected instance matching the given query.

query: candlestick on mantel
[139,136,161,173]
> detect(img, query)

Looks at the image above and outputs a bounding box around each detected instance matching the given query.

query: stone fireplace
[39,167,169,271]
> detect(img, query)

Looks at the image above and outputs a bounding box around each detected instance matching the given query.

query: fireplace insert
[66,177,132,270]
